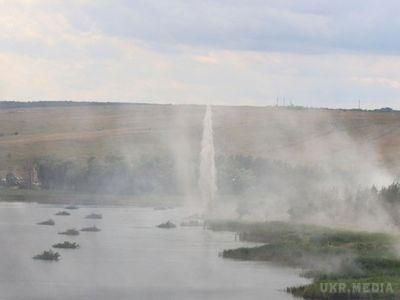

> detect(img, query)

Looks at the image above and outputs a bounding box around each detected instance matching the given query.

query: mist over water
[0,203,308,300]
[199,105,217,212]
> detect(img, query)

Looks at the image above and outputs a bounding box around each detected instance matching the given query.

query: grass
[209,220,400,299]
[288,277,400,299]
[1,103,400,173]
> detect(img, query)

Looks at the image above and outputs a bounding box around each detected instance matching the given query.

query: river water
[0,202,309,300]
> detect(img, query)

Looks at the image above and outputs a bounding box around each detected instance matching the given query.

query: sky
[0,0,400,109]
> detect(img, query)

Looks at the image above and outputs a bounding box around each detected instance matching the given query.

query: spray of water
[199,105,217,212]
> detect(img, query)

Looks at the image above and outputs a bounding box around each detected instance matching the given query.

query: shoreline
[0,188,183,207]
[209,220,400,299]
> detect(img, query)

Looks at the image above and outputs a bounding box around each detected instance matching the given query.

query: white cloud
[352,77,400,90]
[0,1,399,109]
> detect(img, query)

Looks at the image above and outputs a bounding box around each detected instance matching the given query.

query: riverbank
[0,188,183,207]
[209,220,400,299]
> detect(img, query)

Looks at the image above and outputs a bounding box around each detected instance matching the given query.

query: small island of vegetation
[209,220,400,299]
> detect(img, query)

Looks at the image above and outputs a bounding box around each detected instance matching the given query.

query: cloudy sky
[1,0,400,109]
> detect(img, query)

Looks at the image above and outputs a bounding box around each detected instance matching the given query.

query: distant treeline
[217,155,323,196]
[34,155,177,195]
[0,101,158,110]
[3,154,400,218]
[0,101,396,112]
[4,154,324,197]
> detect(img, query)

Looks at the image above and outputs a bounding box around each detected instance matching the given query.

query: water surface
[0,203,309,299]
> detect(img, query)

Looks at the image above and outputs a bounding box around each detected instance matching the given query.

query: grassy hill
[0,102,399,173]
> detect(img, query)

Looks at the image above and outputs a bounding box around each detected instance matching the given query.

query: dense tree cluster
[34,155,176,195]
[3,154,400,219]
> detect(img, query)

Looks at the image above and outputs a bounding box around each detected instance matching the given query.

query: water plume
[198,105,217,212]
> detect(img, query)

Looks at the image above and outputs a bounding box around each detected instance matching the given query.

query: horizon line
[0,100,397,112]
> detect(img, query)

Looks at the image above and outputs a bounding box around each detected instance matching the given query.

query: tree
[6,172,18,187]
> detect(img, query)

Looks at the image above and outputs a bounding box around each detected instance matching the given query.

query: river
[0,202,309,299]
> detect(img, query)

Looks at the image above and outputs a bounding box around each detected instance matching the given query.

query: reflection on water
[0,203,308,300]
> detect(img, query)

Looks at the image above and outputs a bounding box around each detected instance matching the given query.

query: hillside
[0,102,399,173]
